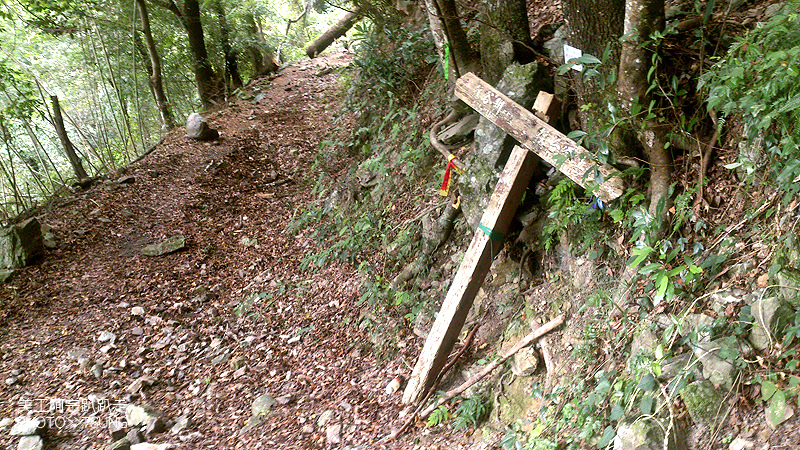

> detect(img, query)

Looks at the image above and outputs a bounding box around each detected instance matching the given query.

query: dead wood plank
[455,73,624,202]
[402,145,537,405]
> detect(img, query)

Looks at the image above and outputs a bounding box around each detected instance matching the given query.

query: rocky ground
[0,52,467,450]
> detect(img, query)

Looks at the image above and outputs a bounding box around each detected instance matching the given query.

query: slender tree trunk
[213,0,242,89]
[50,95,88,181]
[136,0,176,128]
[618,0,669,217]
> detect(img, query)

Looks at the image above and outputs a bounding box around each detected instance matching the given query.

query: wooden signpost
[403,73,624,406]
[402,144,537,405]
[455,73,624,202]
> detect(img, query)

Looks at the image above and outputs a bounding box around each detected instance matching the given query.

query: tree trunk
[162,0,220,109]
[478,0,535,85]
[305,6,361,58]
[618,0,668,217]
[135,0,176,128]
[213,0,243,89]
[244,13,279,77]
[561,0,625,61]
[50,95,88,181]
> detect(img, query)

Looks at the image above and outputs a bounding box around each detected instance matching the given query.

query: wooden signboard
[455,73,624,202]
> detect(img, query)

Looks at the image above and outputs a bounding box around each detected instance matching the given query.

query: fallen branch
[386,314,564,441]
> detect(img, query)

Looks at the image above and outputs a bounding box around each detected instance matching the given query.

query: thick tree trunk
[163,0,219,109]
[561,0,625,61]
[618,0,668,217]
[135,0,176,129]
[50,95,88,181]
[479,0,535,85]
[305,7,361,58]
[214,0,242,89]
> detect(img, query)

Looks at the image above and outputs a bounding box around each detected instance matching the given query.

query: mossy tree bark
[478,0,535,85]
[618,0,669,217]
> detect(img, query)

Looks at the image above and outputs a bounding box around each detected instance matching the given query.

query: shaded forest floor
[0,52,465,449]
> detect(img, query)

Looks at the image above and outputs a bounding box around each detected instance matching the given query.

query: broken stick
[387,314,564,441]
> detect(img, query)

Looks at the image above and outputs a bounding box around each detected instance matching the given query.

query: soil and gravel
[0,52,467,449]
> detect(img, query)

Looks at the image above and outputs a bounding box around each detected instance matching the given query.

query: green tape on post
[478,223,505,242]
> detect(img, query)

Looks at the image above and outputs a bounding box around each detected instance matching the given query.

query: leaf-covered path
[0,52,465,449]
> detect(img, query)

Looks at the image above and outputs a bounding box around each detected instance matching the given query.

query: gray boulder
[185,113,219,141]
[749,296,793,351]
[614,418,686,450]
[0,218,44,268]
[460,62,552,229]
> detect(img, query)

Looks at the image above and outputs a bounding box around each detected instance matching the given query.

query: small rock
[141,235,185,257]
[317,409,334,428]
[0,417,13,427]
[131,327,144,336]
[17,436,44,450]
[749,296,793,351]
[10,417,45,436]
[117,175,136,185]
[125,404,161,427]
[384,376,402,395]
[131,306,145,316]
[511,346,539,377]
[5,377,18,386]
[98,331,117,343]
[728,437,755,450]
[171,415,192,434]
[145,416,166,436]
[127,376,156,395]
[301,424,314,434]
[764,2,785,18]
[326,424,342,445]
[185,113,219,141]
[11,369,22,376]
[105,438,131,450]
[614,418,684,450]
[251,394,276,417]
[67,348,89,359]
[92,363,103,379]
[130,444,174,450]
[100,345,114,354]
[109,419,127,440]
[126,428,145,444]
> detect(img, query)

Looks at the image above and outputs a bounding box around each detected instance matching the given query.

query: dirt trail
[0,53,464,449]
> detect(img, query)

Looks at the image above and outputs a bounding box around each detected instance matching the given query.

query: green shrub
[701,1,800,195]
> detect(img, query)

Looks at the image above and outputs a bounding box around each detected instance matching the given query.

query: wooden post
[455,73,624,202]
[50,95,88,181]
[403,145,537,405]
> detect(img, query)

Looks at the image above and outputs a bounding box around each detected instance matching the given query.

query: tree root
[392,200,461,287]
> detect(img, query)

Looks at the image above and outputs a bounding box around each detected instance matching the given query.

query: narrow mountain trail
[0,53,466,449]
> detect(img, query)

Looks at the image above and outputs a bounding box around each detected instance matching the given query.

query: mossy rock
[680,379,725,428]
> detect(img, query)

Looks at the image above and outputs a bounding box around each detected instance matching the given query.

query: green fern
[452,395,486,430]
[426,405,451,428]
